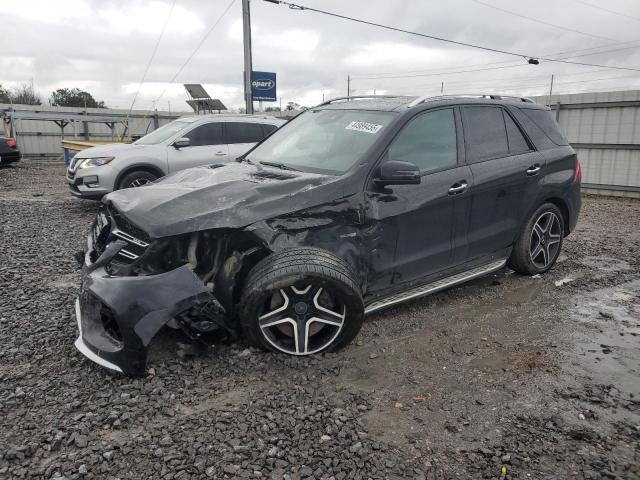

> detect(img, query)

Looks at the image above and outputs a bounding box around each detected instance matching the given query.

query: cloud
[343,43,449,68]
[0,0,91,23]
[1,0,640,111]
[96,1,205,35]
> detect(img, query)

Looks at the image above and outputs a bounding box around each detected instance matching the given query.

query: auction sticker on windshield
[345,121,384,134]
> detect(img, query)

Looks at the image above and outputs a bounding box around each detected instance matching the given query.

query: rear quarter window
[519,108,568,146]
[261,124,279,136]
[504,111,532,155]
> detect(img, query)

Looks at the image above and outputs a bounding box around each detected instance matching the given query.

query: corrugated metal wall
[531,90,640,197]
[1,104,187,159]
[5,93,640,197]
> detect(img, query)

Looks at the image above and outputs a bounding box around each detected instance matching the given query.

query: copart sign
[251,71,277,102]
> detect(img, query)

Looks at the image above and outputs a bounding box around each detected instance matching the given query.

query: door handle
[215,151,227,156]
[448,181,468,195]
[526,164,541,176]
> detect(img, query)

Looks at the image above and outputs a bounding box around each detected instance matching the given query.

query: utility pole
[548,74,554,107]
[347,75,350,97]
[441,81,444,94]
[242,0,254,114]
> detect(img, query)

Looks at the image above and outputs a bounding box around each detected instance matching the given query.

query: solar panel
[184,84,210,99]
[186,99,227,112]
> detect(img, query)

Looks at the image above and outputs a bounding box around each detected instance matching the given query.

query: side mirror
[173,137,190,149]
[374,160,421,186]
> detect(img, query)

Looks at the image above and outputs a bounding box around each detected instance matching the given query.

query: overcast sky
[2,0,640,112]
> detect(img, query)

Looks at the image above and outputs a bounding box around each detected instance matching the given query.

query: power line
[126,0,177,114]
[264,0,536,59]
[350,40,640,79]
[351,59,520,79]
[573,0,640,23]
[355,63,527,81]
[425,68,610,88]
[382,73,640,98]
[154,0,236,104]
[556,73,640,86]
[353,43,640,81]
[263,1,640,73]
[386,68,614,94]
[548,56,640,72]
[470,0,620,42]
[542,40,640,60]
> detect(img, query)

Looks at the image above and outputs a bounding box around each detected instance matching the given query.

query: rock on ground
[1,160,639,479]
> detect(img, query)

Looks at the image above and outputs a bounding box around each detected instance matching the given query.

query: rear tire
[239,248,364,355]
[117,170,158,190]
[508,202,564,275]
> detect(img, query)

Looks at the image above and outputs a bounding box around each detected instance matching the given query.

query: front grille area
[92,212,110,259]
[110,208,152,244]
[91,206,153,269]
[109,207,151,264]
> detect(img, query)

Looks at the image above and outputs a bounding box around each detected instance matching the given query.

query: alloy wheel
[129,178,152,188]
[529,211,561,269]
[258,284,346,355]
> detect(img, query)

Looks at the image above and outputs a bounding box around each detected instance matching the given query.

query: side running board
[364,259,507,314]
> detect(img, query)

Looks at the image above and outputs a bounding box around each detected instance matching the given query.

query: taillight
[573,159,582,184]
[6,138,17,148]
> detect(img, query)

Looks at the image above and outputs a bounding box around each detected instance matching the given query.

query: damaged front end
[75,205,240,376]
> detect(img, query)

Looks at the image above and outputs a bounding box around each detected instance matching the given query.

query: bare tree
[0,84,10,103]
[11,83,42,105]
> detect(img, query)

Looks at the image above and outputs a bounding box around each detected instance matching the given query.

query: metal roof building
[531,90,640,198]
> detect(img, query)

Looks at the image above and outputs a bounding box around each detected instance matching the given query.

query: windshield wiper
[259,161,299,171]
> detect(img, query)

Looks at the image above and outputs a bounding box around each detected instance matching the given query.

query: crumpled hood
[105,162,348,238]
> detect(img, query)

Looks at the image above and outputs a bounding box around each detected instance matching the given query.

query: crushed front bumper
[75,235,224,376]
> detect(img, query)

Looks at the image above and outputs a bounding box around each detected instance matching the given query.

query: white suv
[67,114,286,199]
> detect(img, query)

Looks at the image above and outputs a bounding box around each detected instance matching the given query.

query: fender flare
[519,194,571,239]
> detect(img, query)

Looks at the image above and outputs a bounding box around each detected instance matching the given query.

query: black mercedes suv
[74,95,581,375]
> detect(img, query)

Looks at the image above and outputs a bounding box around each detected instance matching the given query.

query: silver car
[67,114,286,199]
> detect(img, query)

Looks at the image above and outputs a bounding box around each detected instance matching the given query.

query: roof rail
[314,95,408,108]
[407,94,535,107]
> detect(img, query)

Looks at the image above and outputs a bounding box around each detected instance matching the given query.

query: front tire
[117,170,158,190]
[508,202,564,275]
[239,248,364,355]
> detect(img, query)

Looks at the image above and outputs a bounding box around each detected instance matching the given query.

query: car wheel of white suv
[118,171,159,190]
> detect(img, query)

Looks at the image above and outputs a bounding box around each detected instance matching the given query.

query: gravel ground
[1,160,639,480]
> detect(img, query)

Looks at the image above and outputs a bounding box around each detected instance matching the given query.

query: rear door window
[387,108,458,173]
[463,106,509,163]
[185,122,224,146]
[226,122,264,144]
[504,112,532,155]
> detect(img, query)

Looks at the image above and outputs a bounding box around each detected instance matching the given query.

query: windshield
[134,119,195,145]
[245,109,396,174]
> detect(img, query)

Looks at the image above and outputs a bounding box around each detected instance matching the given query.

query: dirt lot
[0,159,639,480]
